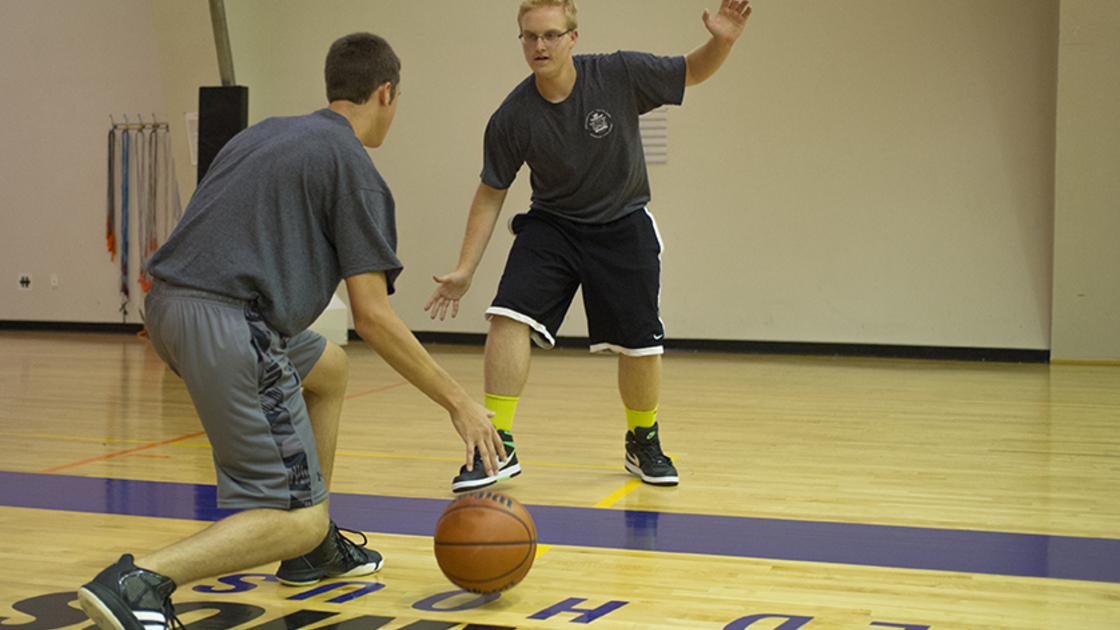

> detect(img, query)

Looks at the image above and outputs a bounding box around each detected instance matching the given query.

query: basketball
[433,490,537,594]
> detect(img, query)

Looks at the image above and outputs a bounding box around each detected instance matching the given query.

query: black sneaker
[78,554,178,630]
[625,423,679,486]
[451,430,520,493]
[276,522,384,586]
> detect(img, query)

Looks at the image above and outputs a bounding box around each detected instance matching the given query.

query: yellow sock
[625,406,658,432]
[485,393,519,433]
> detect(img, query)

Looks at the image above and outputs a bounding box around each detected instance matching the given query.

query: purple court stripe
[3,470,1118,584]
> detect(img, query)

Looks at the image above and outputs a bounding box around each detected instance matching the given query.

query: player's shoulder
[490,74,538,126]
[578,50,646,66]
[576,51,659,79]
[497,75,537,108]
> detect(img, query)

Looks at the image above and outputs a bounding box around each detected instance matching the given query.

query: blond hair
[517,0,578,31]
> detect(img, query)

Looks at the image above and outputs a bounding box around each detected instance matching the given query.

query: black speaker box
[197,86,249,183]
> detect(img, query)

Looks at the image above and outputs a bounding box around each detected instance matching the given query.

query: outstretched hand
[425,270,472,320]
[702,0,752,43]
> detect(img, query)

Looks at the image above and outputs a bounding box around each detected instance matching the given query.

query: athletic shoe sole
[78,585,160,630]
[277,556,384,587]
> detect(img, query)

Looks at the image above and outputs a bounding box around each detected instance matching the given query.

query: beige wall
[0,0,169,324]
[219,0,1060,350]
[1051,0,1120,360]
[2,0,1113,360]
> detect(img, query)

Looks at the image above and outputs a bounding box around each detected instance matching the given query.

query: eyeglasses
[519,29,572,46]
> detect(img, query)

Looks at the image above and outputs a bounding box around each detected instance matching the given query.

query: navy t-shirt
[482,51,687,224]
[149,109,403,337]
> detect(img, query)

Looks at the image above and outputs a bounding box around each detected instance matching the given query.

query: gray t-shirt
[149,108,402,337]
[482,51,687,224]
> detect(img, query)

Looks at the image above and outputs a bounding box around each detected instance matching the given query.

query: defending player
[426,0,753,492]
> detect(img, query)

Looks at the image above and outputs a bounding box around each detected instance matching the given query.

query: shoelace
[162,597,183,630]
[333,526,371,563]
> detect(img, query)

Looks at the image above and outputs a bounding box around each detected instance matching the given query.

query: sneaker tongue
[123,569,176,607]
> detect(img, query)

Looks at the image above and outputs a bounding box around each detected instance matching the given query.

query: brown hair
[325,32,401,104]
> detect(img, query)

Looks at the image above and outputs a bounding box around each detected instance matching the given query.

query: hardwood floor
[1,331,1117,629]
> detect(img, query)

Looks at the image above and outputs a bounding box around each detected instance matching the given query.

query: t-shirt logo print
[585,109,613,139]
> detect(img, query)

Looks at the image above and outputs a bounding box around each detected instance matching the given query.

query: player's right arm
[685,0,752,87]
[348,270,501,474]
[425,182,509,320]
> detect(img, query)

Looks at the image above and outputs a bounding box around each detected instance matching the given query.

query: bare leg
[618,353,662,412]
[134,501,330,587]
[301,341,349,489]
[485,316,532,397]
[135,342,349,587]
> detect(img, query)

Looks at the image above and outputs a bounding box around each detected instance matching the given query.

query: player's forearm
[685,36,735,87]
[355,308,474,414]
[455,184,508,276]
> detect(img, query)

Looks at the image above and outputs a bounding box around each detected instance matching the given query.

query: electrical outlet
[18,274,32,291]
[51,273,59,288]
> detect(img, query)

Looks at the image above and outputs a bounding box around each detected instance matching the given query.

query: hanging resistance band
[106,128,117,260]
[135,126,147,292]
[120,127,130,319]
[107,117,182,320]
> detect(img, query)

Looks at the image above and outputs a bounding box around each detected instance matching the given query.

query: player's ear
[377,82,394,106]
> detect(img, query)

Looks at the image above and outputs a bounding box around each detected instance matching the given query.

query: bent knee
[303,341,349,396]
[489,314,529,336]
[290,502,333,555]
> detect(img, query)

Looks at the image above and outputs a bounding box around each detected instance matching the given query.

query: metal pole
[208,0,236,86]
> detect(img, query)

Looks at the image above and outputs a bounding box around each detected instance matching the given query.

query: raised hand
[702,0,752,43]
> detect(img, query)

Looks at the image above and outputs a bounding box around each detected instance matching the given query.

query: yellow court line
[0,432,630,473]
[337,450,622,470]
[593,478,644,508]
[535,474,645,559]
[591,455,678,508]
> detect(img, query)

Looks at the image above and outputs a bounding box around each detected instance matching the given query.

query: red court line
[40,431,207,474]
[345,380,409,399]
[38,384,405,474]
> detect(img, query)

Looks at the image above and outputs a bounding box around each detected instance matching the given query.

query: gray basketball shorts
[144,279,328,511]
[487,208,666,356]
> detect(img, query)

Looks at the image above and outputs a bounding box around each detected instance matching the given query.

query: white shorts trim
[590,342,665,356]
[486,307,556,349]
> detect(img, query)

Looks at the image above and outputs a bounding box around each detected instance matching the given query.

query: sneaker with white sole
[625,423,679,486]
[78,554,179,630]
[276,522,384,586]
[451,430,520,493]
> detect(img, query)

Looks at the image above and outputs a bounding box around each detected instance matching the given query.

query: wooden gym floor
[1,331,1118,629]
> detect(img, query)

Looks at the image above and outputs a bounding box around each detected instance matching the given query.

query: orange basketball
[433,490,537,594]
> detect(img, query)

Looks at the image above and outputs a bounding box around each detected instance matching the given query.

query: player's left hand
[425,269,472,320]
[702,0,752,43]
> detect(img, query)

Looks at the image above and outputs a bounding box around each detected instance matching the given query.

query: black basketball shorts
[486,208,665,356]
